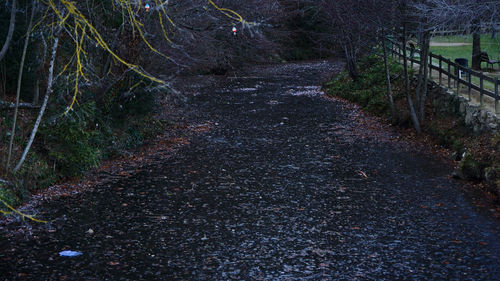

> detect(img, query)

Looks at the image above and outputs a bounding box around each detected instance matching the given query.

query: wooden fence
[386,39,499,113]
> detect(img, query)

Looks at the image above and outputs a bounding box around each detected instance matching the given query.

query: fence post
[439,56,442,85]
[410,47,414,69]
[480,73,484,107]
[467,69,471,101]
[495,79,499,114]
[447,61,451,88]
[429,52,432,79]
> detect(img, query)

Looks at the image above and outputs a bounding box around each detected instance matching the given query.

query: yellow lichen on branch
[121,0,172,61]
[0,198,47,223]
[64,20,87,114]
[154,0,174,44]
[45,0,168,112]
[207,0,255,26]
[208,0,243,22]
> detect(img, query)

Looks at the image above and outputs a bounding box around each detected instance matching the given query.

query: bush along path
[1,61,500,280]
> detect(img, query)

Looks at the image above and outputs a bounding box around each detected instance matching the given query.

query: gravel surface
[1,60,500,280]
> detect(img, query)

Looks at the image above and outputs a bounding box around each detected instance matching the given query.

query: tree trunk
[382,38,396,123]
[0,0,16,63]
[346,59,358,81]
[6,3,35,171]
[13,29,60,174]
[414,49,425,108]
[402,23,421,134]
[415,31,430,123]
[419,33,430,124]
[344,45,358,81]
[33,25,47,105]
[471,32,481,70]
[0,63,6,99]
[33,79,39,105]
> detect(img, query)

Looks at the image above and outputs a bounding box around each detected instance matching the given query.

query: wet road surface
[1,61,500,280]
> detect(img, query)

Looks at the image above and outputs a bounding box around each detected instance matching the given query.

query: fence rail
[386,39,499,113]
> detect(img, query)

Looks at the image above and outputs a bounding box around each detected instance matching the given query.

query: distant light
[145,3,150,12]
[232,26,237,35]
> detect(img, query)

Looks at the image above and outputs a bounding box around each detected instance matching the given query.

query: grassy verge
[323,55,415,126]
[323,55,500,197]
[0,75,169,211]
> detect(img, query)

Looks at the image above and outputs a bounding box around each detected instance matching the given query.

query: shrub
[324,54,403,117]
[2,71,168,208]
[0,183,21,209]
[38,102,102,178]
[16,152,57,191]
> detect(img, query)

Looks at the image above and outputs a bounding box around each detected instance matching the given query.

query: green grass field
[427,34,500,92]
[430,34,500,69]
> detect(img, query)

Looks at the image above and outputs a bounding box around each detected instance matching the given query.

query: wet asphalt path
[1,61,500,280]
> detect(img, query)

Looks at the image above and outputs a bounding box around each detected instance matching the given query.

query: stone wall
[429,81,500,134]
[428,81,500,195]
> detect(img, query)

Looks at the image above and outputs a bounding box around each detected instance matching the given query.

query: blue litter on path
[59,250,82,257]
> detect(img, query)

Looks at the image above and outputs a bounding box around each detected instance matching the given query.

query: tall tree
[401,18,421,134]
[472,31,481,70]
[6,1,35,171]
[0,0,16,63]
[14,27,61,173]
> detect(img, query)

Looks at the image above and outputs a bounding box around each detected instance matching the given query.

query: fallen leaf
[357,170,368,179]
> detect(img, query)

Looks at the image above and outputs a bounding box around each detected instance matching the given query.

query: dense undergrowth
[323,55,500,197]
[324,56,407,121]
[0,75,166,208]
